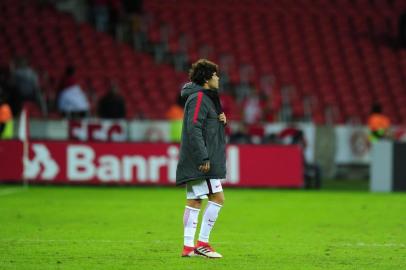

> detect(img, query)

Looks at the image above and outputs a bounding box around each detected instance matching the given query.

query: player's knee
[187,199,202,209]
[220,195,225,205]
[210,193,225,205]
[217,196,225,205]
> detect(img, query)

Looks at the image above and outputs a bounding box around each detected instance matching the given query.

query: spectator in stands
[234,83,251,104]
[57,66,90,118]
[88,0,123,33]
[122,0,143,14]
[88,0,110,32]
[10,56,46,115]
[279,85,293,122]
[166,94,185,120]
[262,93,277,123]
[56,66,76,110]
[166,94,185,142]
[279,124,321,189]
[367,103,391,142]
[0,89,13,139]
[0,66,20,116]
[398,10,406,48]
[97,83,126,119]
[260,74,276,98]
[242,86,264,124]
[58,66,77,95]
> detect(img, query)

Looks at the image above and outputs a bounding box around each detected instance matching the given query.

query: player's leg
[183,199,202,251]
[195,179,224,258]
[182,182,205,257]
[198,192,224,244]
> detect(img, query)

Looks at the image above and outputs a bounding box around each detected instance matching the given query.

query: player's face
[207,72,219,89]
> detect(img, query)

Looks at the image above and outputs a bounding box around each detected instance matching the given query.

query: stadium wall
[0,140,303,188]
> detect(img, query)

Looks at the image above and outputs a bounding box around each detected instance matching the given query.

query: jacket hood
[181,82,203,98]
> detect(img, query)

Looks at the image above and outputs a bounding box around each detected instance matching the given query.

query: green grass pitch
[0,185,405,269]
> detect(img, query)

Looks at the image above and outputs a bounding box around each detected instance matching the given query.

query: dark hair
[176,94,185,107]
[65,65,75,76]
[189,59,218,86]
[371,103,382,114]
[15,56,28,67]
[0,86,5,104]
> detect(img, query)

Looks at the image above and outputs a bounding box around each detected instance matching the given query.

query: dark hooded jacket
[176,82,226,185]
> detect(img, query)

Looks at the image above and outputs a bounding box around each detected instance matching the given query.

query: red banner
[0,140,23,182]
[0,141,303,187]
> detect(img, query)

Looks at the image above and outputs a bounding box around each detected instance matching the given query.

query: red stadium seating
[144,0,406,124]
[0,0,188,119]
[2,0,406,123]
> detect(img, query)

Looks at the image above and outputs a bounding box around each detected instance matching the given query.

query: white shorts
[186,179,224,199]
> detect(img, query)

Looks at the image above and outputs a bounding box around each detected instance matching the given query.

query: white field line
[335,242,406,248]
[0,239,404,248]
[0,187,27,197]
[0,239,150,244]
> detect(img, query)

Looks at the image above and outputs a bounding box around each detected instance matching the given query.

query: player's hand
[198,160,210,173]
[218,113,227,125]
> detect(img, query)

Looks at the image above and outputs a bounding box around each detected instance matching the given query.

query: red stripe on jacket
[193,92,203,124]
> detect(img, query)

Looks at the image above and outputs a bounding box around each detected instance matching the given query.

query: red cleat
[181,245,197,257]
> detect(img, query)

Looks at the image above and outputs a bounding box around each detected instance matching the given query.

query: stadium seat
[0,0,187,119]
[142,0,406,123]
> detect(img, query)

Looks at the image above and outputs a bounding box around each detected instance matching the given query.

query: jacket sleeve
[185,92,209,165]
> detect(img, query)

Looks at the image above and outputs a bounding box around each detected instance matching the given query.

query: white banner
[334,126,371,164]
[128,121,170,142]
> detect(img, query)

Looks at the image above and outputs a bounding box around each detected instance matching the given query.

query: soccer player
[176,59,227,258]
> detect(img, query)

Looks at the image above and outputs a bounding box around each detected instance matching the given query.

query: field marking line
[0,187,27,197]
[0,239,159,244]
[1,239,404,248]
[336,242,406,248]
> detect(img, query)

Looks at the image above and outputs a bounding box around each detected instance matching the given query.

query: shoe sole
[194,249,222,259]
[181,255,204,258]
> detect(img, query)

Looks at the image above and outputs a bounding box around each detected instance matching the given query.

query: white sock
[198,201,222,243]
[183,206,200,247]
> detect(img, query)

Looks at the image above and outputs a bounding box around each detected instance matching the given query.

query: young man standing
[176,59,227,258]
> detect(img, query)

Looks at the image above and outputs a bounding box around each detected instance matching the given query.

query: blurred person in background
[176,59,226,258]
[279,124,321,189]
[0,89,13,139]
[57,66,89,118]
[367,103,391,142]
[0,66,20,116]
[88,0,123,33]
[242,86,264,125]
[10,56,46,115]
[122,0,143,14]
[97,83,126,119]
[57,66,77,99]
[398,10,406,48]
[88,0,110,32]
[166,94,185,142]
